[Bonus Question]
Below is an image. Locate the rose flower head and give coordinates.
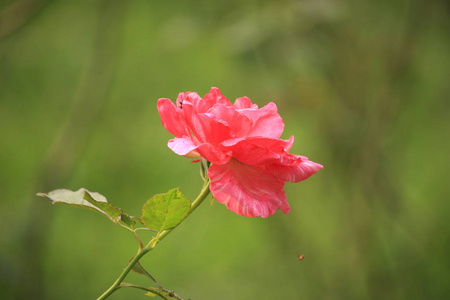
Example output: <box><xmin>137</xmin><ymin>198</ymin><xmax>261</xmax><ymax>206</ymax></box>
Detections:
<box><xmin>157</xmin><ymin>87</ymin><xmax>323</xmax><ymax>218</ymax></box>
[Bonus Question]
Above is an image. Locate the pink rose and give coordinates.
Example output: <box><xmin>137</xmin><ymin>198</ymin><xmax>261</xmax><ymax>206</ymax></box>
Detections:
<box><xmin>157</xmin><ymin>87</ymin><xmax>323</xmax><ymax>218</ymax></box>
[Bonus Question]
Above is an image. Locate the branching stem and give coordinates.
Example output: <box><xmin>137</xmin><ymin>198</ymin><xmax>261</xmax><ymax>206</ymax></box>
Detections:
<box><xmin>96</xmin><ymin>180</ymin><xmax>211</xmax><ymax>300</ymax></box>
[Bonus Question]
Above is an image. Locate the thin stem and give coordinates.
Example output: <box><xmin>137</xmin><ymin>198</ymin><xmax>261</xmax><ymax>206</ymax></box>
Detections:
<box><xmin>96</xmin><ymin>248</ymin><xmax>150</xmax><ymax>300</ymax></box>
<box><xmin>96</xmin><ymin>179</ymin><xmax>211</xmax><ymax>300</ymax></box>
<box><xmin>133</xmin><ymin>231</ymin><xmax>144</xmax><ymax>250</ymax></box>
<box><xmin>116</xmin><ymin>222</ymin><xmax>144</xmax><ymax>249</ymax></box>
<box><xmin>120</xmin><ymin>283</ymin><xmax>169</xmax><ymax>300</ymax></box>
<box><xmin>189</xmin><ymin>180</ymin><xmax>211</xmax><ymax>214</ymax></box>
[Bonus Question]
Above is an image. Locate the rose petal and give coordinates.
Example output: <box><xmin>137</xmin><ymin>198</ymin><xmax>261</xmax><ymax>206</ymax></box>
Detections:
<box><xmin>234</xmin><ymin>97</ymin><xmax>258</xmax><ymax>109</ymax></box>
<box><xmin>221</xmin><ymin>139</ymin><xmax>280</xmax><ymax>165</ymax></box>
<box><xmin>196</xmin><ymin>143</ymin><xmax>232</xmax><ymax>165</ymax></box>
<box><xmin>220</xmin><ymin>137</ymin><xmax>296</xmax><ymax>165</ymax></box>
<box><xmin>168</xmin><ymin>138</ymin><xmax>232</xmax><ymax>164</ymax></box>
<box><xmin>176</xmin><ymin>92</ymin><xmax>202</xmax><ymax>109</ymax></box>
<box><xmin>267</xmin><ymin>158</ymin><xmax>323</xmax><ymax>182</ymax></box>
<box><xmin>182</xmin><ymin>101</ymin><xmax>231</xmax><ymax>145</ymax></box>
<box><xmin>207</xmin><ymin>104</ymin><xmax>252</xmax><ymax>137</ymax></box>
<box><xmin>203</xmin><ymin>87</ymin><xmax>232</xmax><ymax>110</ymax></box>
<box><xmin>247</xmin><ymin>136</ymin><xmax>294</xmax><ymax>152</ymax></box>
<box><xmin>240</xmin><ymin>102</ymin><xmax>285</xmax><ymax>139</ymax></box>
<box><xmin>168</xmin><ymin>137</ymin><xmax>198</xmax><ymax>157</ymax></box>
<box><xmin>157</xmin><ymin>98</ymin><xmax>190</xmax><ymax>137</ymax></box>
<box><xmin>208</xmin><ymin>159</ymin><xmax>289</xmax><ymax>218</ymax></box>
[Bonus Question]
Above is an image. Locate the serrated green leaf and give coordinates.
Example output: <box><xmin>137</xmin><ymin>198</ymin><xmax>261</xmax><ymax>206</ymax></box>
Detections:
<box><xmin>142</xmin><ymin>188</ymin><xmax>190</xmax><ymax>232</ymax></box>
<box><xmin>37</xmin><ymin>188</ymin><xmax>134</xmax><ymax>228</ymax></box>
<box><xmin>37</xmin><ymin>188</ymin><xmax>108</xmax><ymax>212</ymax></box>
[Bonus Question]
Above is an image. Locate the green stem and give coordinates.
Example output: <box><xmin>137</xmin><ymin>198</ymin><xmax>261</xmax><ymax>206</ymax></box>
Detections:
<box><xmin>120</xmin><ymin>283</ymin><xmax>170</xmax><ymax>300</ymax></box>
<box><xmin>96</xmin><ymin>180</ymin><xmax>211</xmax><ymax>300</ymax></box>
<box><xmin>96</xmin><ymin>248</ymin><xmax>150</xmax><ymax>300</ymax></box>
<box><xmin>189</xmin><ymin>180</ymin><xmax>211</xmax><ymax>214</ymax></box>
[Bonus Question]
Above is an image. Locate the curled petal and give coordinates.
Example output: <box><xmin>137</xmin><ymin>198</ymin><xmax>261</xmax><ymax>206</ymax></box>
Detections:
<box><xmin>157</xmin><ymin>99</ymin><xmax>190</xmax><ymax>137</ymax></box>
<box><xmin>208</xmin><ymin>159</ymin><xmax>289</xmax><ymax>218</ymax></box>
<box><xmin>240</xmin><ymin>102</ymin><xmax>285</xmax><ymax>139</ymax></box>
<box><xmin>203</xmin><ymin>87</ymin><xmax>232</xmax><ymax>110</ymax></box>
<box><xmin>207</xmin><ymin>104</ymin><xmax>252</xmax><ymax>137</ymax></box>
<box><xmin>176</xmin><ymin>92</ymin><xmax>202</xmax><ymax>109</ymax></box>
<box><xmin>267</xmin><ymin>158</ymin><xmax>323</xmax><ymax>182</ymax></box>
<box><xmin>249</xmin><ymin>135</ymin><xmax>294</xmax><ymax>152</ymax></box>
<box><xmin>221</xmin><ymin>139</ymin><xmax>280</xmax><ymax>165</ymax></box>
<box><xmin>196</xmin><ymin>143</ymin><xmax>232</xmax><ymax>165</ymax></box>
<box><xmin>234</xmin><ymin>97</ymin><xmax>258</xmax><ymax>109</ymax></box>
<box><xmin>168</xmin><ymin>137</ymin><xmax>199</xmax><ymax>157</ymax></box>
<box><xmin>182</xmin><ymin>101</ymin><xmax>231</xmax><ymax>145</ymax></box>
<box><xmin>220</xmin><ymin>137</ymin><xmax>296</xmax><ymax>165</ymax></box>
<box><xmin>168</xmin><ymin>138</ymin><xmax>232</xmax><ymax>164</ymax></box>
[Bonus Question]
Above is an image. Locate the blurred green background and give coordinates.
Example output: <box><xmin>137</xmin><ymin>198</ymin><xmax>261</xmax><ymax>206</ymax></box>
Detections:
<box><xmin>1</xmin><ymin>0</ymin><xmax>449</xmax><ymax>299</ymax></box>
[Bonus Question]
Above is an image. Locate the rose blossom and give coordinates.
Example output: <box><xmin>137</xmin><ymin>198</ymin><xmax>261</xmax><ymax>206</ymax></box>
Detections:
<box><xmin>157</xmin><ymin>87</ymin><xmax>323</xmax><ymax>218</ymax></box>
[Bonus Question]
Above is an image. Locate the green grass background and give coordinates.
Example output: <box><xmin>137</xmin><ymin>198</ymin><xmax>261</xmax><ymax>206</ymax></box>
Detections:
<box><xmin>1</xmin><ymin>0</ymin><xmax>449</xmax><ymax>299</ymax></box>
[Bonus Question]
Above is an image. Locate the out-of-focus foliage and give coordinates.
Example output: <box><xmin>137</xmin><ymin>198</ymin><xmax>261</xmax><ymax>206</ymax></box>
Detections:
<box><xmin>1</xmin><ymin>0</ymin><xmax>449</xmax><ymax>299</ymax></box>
